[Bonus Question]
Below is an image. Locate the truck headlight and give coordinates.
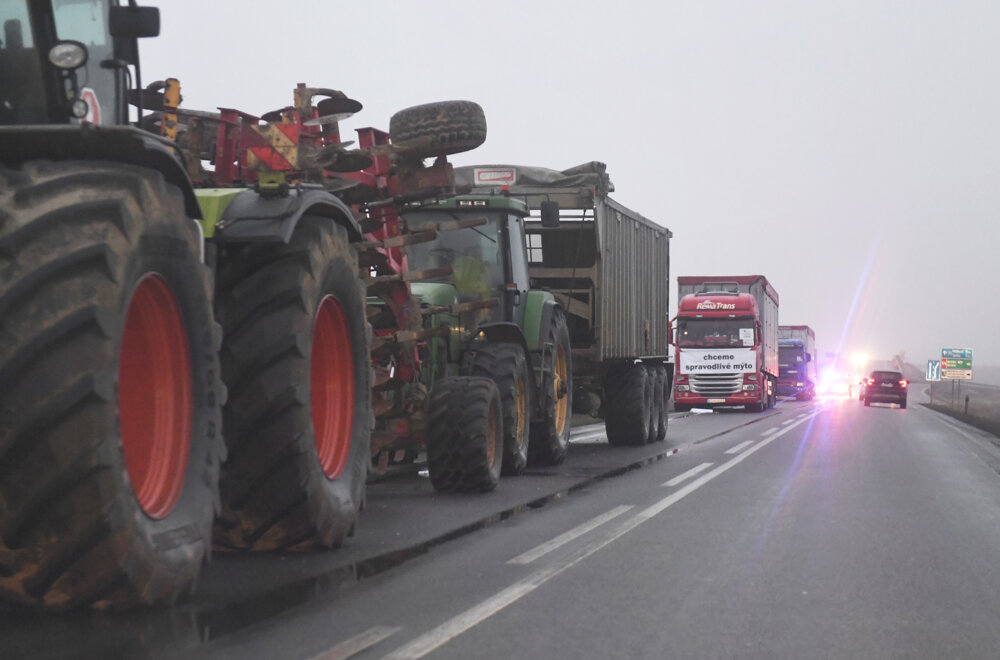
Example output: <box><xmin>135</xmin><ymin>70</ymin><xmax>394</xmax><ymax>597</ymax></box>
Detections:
<box><xmin>675</xmin><ymin>385</ymin><xmax>690</xmax><ymax>392</ymax></box>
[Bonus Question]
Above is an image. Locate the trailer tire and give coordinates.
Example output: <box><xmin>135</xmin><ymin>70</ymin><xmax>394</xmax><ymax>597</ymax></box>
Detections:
<box><xmin>389</xmin><ymin>100</ymin><xmax>487</xmax><ymax>159</ymax></box>
<box><xmin>528</xmin><ymin>309</ymin><xmax>573</xmax><ymax>466</ymax></box>
<box><xmin>604</xmin><ymin>363</ymin><xmax>651</xmax><ymax>446</ymax></box>
<box><xmin>0</xmin><ymin>161</ymin><xmax>224</xmax><ymax>610</ymax></box>
<box><xmin>468</xmin><ymin>343</ymin><xmax>531</xmax><ymax>476</ymax></box>
<box><xmin>653</xmin><ymin>365</ymin><xmax>669</xmax><ymax>442</ymax></box>
<box><xmin>427</xmin><ymin>377</ymin><xmax>503</xmax><ymax>493</ymax></box>
<box><xmin>214</xmin><ymin>217</ymin><xmax>371</xmax><ymax>551</ymax></box>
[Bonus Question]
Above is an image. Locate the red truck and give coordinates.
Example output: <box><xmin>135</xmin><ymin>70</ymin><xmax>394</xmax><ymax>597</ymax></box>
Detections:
<box><xmin>671</xmin><ymin>276</ymin><xmax>779</xmax><ymax>412</ymax></box>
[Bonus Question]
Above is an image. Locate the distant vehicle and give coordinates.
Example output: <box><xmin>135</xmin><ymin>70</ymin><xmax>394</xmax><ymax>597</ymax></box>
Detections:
<box><xmin>777</xmin><ymin>325</ymin><xmax>817</xmax><ymax>400</ymax></box>
<box><xmin>857</xmin><ymin>378</ymin><xmax>867</xmax><ymax>400</ymax></box>
<box><xmin>863</xmin><ymin>370</ymin><xmax>908</xmax><ymax>408</ymax></box>
<box><xmin>672</xmin><ymin>275</ymin><xmax>779</xmax><ymax>413</ymax></box>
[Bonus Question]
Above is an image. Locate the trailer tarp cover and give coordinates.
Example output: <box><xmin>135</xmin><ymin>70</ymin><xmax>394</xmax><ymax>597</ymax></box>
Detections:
<box><xmin>454</xmin><ymin>162</ymin><xmax>614</xmax><ymax>197</ymax></box>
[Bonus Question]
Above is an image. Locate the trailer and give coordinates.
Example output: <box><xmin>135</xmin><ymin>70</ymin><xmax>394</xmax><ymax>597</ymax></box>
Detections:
<box><xmin>455</xmin><ymin>163</ymin><xmax>673</xmax><ymax>446</ymax></box>
<box><xmin>672</xmin><ymin>275</ymin><xmax>779</xmax><ymax>412</ymax></box>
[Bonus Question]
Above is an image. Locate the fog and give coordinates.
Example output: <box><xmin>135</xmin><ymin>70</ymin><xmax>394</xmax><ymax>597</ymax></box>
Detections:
<box><xmin>141</xmin><ymin>1</ymin><xmax>1000</xmax><ymax>376</ymax></box>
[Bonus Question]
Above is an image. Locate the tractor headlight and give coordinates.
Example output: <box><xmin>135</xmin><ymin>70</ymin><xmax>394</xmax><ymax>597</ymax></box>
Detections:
<box><xmin>48</xmin><ymin>40</ymin><xmax>88</xmax><ymax>70</ymax></box>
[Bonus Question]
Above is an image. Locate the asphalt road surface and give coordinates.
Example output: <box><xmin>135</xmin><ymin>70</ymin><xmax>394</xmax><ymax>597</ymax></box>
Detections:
<box><xmin>8</xmin><ymin>394</ymin><xmax>1000</xmax><ymax>659</ymax></box>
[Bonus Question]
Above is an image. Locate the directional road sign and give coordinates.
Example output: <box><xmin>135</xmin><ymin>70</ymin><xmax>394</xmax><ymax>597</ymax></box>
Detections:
<box><xmin>941</xmin><ymin>348</ymin><xmax>973</xmax><ymax>380</ymax></box>
<box><xmin>942</xmin><ymin>348</ymin><xmax>973</xmax><ymax>360</ymax></box>
<box><xmin>926</xmin><ymin>360</ymin><xmax>941</xmax><ymax>382</ymax></box>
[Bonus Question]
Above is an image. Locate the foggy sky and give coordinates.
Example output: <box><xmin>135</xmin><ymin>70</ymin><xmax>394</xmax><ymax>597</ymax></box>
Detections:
<box><xmin>141</xmin><ymin>1</ymin><xmax>1000</xmax><ymax>370</ymax></box>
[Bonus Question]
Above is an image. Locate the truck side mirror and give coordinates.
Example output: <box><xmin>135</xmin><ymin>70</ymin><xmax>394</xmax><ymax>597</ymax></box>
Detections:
<box><xmin>540</xmin><ymin>201</ymin><xmax>560</xmax><ymax>227</ymax></box>
<box><xmin>109</xmin><ymin>6</ymin><xmax>160</xmax><ymax>38</ymax></box>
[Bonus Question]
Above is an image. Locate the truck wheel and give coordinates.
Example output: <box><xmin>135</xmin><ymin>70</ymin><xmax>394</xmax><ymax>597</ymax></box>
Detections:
<box><xmin>427</xmin><ymin>377</ymin><xmax>503</xmax><ymax>492</ymax></box>
<box><xmin>214</xmin><ymin>217</ymin><xmax>371</xmax><ymax>551</ymax></box>
<box><xmin>604</xmin><ymin>363</ymin><xmax>650</xmax><ymax>446</ymax></box>
<box><xmin>644</xmin><ymin>366</ymin><xmax>659</xmax><ymax>443</ymax></box>
<box><xmin>653</xmin><ymin>365</ymin><xmax>669</xmax><ymax>442</ymax></box>
<box><xmin>468</xmin><ymin>343</ymin><xmax>531</xmax><ymax>476</ymax></box>
<box><xmin>528</xmin><ymin>309</ymin><xmax>573</xmax><ymax>466</ymax></box>
<box><xmin>389</xmin><ymin>100</ymin><xmax>487</xmax><ymax>159</ymax></box>
<box><xmin>0</xmin><ymin>161</ymin><xmax>224</xmax><ymax>610</ymax></box>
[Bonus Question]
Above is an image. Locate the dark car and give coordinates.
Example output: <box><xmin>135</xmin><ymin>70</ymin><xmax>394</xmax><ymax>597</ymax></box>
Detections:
<box><xmin>863</xmin><ymin>370</ymin><xmax>908</xmax><ymax>408</ymax></box>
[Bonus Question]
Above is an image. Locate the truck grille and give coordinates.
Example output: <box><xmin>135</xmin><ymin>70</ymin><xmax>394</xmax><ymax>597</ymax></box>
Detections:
<box><xmin>690</xmin><ymin>374</ymin><xmax>743</xmax><ymax>395</ymax></box>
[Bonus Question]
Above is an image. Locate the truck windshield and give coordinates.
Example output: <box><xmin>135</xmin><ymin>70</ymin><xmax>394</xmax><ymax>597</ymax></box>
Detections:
<box><xmin>779</xmin><ymin>346</ymin><xmax>805</xmax><ymax>366</ymax></box>
<box><xmin>676</xmin><ymin>318</ymin><xmax>754</xmax><ymax>348</ymax></box>
<box><xmin>403</xmin><ymin>211</ymin><xmax>504</xmax><ymax>302</ymax></box>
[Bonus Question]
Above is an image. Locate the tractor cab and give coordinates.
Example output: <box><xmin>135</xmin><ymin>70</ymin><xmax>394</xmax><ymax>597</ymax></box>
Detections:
<box><xmin>0</xmin><ymin>0</ymin><xmax>156</xmax><ymax>127</ymax></box>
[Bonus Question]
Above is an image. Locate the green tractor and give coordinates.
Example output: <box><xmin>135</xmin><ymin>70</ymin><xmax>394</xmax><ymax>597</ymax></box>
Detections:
<box><xmin>0</xmin><ymin>1</ymin><xmax>373</xmax><ymax>610</ymax></box>
<box><xmin>385</xmin><ymin>194</ymin><xmax>573</xmax><ymax>490</ymax></box>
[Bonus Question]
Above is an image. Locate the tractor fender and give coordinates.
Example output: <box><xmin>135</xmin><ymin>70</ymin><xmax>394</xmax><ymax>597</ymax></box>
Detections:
<box><xmin>212</xmin><ymin>187</ymin><xmax>363</xmax><ymax>244</ymax></box>
<box><xmin>0</xmin><ymin>124</ymin><xmax>201</xmax><ymax>218</ymax></box>
<box><xmin>522</xmin><ymin>290</ymin><xmax>559</xmax><ymax>352</ymax></box>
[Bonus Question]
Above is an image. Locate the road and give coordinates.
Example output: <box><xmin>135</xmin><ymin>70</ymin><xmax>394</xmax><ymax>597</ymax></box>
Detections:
<box><xmin>7</xmin><ymin>394</ymin><xmax>1000</xmax><ymax>659</ymax></box>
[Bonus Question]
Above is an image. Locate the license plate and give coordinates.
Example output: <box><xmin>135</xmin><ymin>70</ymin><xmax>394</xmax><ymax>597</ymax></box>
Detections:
<box><xmin>881</xmin><ymin>383</ymin><xmax>893</xmax><ymax>387</ymax></box>
<box><xmin>707</xmin><ymin>398</ymin><xmax>726</xmax><ymax>403</ymax></box>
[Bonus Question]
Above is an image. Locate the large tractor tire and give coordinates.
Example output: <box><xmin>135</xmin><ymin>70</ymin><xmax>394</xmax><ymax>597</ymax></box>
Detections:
<box><xmin>389</xmin><ymin>100</ymin><xmax>487</xmax><ymax>159</ymax></box>
<box><xmin>468</xmin><ymin>343</ymin><xmax>531</xmax><ymax>476</ymax></box>
<box><xmin>604</xmin><ymin>363</ymin><xmax>651</xmax><ymax>447</ymax></box>
<box><xmin>528</xmin><ymin>309</ymin><xmax>573</xmax><ymax>466</ymax></box>
<box><xmin>426</xmin><ymin>377</ymin><xmax>503</xmax><ymax>493</ymax></box>
<box><xmin>653</xmin><ymin>365</ymin><xmax>669</xmax><ymax>442</ymax></box>
<box><xmin>213</xmin><ymin>217</ymin><xmax>371</xmax><ymax>551</ymax></box>
<box><xmin>0</xmin><ymin>161</ymin><xmax>224</xmax><ymax>610</ymax></box>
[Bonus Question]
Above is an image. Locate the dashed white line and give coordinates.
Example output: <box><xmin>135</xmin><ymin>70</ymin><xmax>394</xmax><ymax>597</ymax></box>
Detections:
<box><xmin>781</xmin><ymin>418</ymin><xmax>796</xmax><ymax>426</ymax></box>
<box><xmin>662</xmin><ymin>462</ymin><xmax>714</xmax><ymax>487</ymax></box>
<box><xmin>381</xmin><ymin>410</ymin><xmax>821</xmax><ymax>660</ymax></box>
<box><xmin>507</xmin><ymin>505</ymin><xmax>634</xmax><ymax>565</ymax></box>
<box><xmin>312</xmin><ymin>626</ymin><xmax>401</xmax><ymax>660</ymax></box>
<box><xmin>725</xmin><ymin>440</ymin><xmax>755</xmax><ymax>454</ymax></box>
<box><xmin>761</xmin><ymin>427</ymin><xmax>780</xmax><ymax>436</ymax></box>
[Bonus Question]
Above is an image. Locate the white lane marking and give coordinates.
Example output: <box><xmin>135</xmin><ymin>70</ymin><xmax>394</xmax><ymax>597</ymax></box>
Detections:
<box><xmin>725</xmin><ymin>440</ymin><xmax>755</xmax><ymax>454</ymax></box>
<box><xmin>507</xmin><ymin>505</ymin><xmax>634</xmax><ymax>565</ymax></box>
<box><xmin>760</xmin><ymin>427</ymin><xmax>780</xmax><ymax>436</ymax></box>
<box><xmin>781</xmin><ymin>418</ymin><xmax>796</xmax><ymax>426</ymax></box>
<box><xmin>662</xmin><ymin>462</ymin><xmax>714</xmax><ymax>487</ymax></box>
<box><xmin>313</xmin><ymin>626</ymin><xmax>401</xmax><ymax>660</ymax></box>
<box><xmin>380</xmin><ymin>411</ymin><xmax>821</xmax><ymax>660</ymax></box>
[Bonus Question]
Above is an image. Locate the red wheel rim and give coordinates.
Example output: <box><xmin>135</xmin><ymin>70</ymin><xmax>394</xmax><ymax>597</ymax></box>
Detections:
<box><xmin>119</xmin><ymin>274</ymin><xmax>192</xmax><ymax>519</ymax></box>
<box><xmin>311</xmin><ymin>296</ymin><xmax>354</xmax><ymax>479</ymax></box>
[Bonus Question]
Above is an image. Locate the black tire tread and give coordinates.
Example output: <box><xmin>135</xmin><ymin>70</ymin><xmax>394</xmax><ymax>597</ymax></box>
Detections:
<box><xmin>468</xmin><ymin>343</ymin><xmax>531</xmax><ymax>476</ymax></box>
<box><xmin>528</xmin><ymin>309</ymin><xmax>573</xmax><ymax>466</ymax></box>
<box><xmin>426</xmin><ymin>377</ymin><xmax>502</xmax><ymax>493</ymax></box>
<box><xmin>0</xmin><ymin>161</ymin><xmax>224</xmax><ymax>610</ymax></box>
<box><xmin>389</xmin><ymin>100</ymin><xmax>487</xmax><ymax>158</ymax></box>
<box><xmin>605</xmin><ymin>364</ymin><xmax>650</xmax><ymax>446</ymax></box>
<box><xmin>214</xmin><ymin>217</ymin><xmax>371</xmax><ymax>551</ymax></box>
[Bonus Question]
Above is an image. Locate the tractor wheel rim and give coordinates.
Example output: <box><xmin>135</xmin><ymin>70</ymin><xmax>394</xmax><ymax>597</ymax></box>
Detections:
<box><xmin>311</xmin><ymin>295</ymin><xmax>354</xmax><ymax>479</ymax></box>
<box><xmin>119</xmin><ymin>274</ymin><xmax>192</xmax><ymax>519</ymax></box>
<box><xmin>553</xmin><ymin>344</ymin><xmax>569</xmax><ymax>435</ymax></box>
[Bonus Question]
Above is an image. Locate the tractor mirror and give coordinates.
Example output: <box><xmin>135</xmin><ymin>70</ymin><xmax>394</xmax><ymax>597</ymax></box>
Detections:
<box><xmin>109</xmin><ymin>6</ymin><xmax>160</xmax><ymax>38</ymax></box>
<box><xmin>540</xmin><ymin>201</ymin><xmax>560</xmax><ymax>227</ymax></box>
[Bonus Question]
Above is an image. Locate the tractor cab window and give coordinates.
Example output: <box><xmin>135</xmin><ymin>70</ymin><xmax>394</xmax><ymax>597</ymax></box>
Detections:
<box><xmin>0</xmin><ymin>2</ymin><xmax>44</xmax><ymax>124</ymax></box>
<box><xmin>404</xmin><ymin>211</ymin><xmax>504</xmax><ymax>302</ymax></box>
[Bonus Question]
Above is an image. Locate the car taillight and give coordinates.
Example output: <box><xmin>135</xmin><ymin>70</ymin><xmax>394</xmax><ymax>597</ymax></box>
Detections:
<box><xmin>899</xmin><ymin>379</ymin><xmax>908</xmax><ymax>388</ymax></box>
<box><xmin>866</xmin><ymin>378</ymin><xmax>874</xmax><ymax>386</ymax></box>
